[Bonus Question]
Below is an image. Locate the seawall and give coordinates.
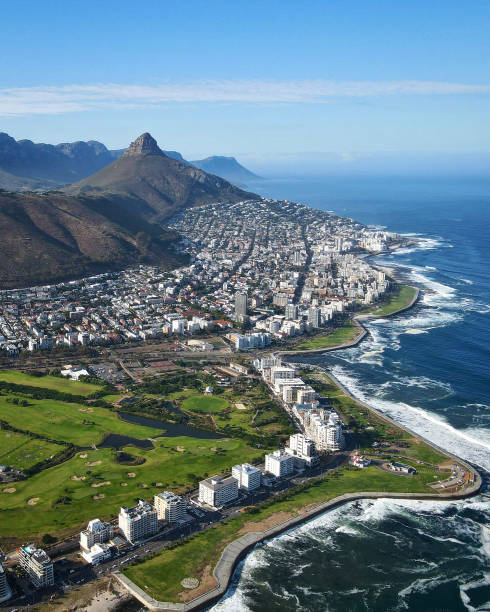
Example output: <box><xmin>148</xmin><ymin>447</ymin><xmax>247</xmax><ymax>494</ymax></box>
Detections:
<box><xmin>114</xmin><ymin>473</ymin><xmax>481</xmax><ymax>612</ymax></box>
<box><xmin>280</xmin><ymin>285</ymin><xmax>420</xmax><ymax>357</ymax></box>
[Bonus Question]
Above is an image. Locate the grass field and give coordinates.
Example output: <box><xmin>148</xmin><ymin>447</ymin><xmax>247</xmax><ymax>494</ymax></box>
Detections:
<box><xmin>303</xmin><ymin>371</ymin><xmax>449</xmax><ymax>466</ymax></box>
<box><xmin>181</xmin><ymin>395</ymin><xmax>229</xmax><ymax>413</ymax></box>
<box><xmin>0</xmin><ymin>430</ymin><xmax>62</xmax><ymax>471</ymax></box>
<box><xmin>363</xmin><ymin>284</ymin><xmax>418</xmax><ymax>317</ymax></box>
<box><xmin>0</xmin><ymin>370</ymin><xmax>102</xmax><ymax>396</ymax></box>
<box><xmin>293</xmin><ymin>320</ymin><xmax>361</xmax><ymax>350</ymax></box>
<box><xmin>124</xmin><ymin>464</ymin><xmax>442</xmax><ymax>603</ymax></box>
<box><xmin>0</xmin><ymin>436</ymin><xmax>263</xmax><ymax>545</ymax></box>
<box><xmin>0</xmin><ymin>396</ymin><xmax>158</xmax><ymax>446</ymax></box>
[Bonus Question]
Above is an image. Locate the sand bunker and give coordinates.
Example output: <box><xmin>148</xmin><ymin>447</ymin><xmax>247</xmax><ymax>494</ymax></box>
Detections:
<box><xmin>79</xmin><ymin>453</ymin><xmax>88</xmax><ymax>458</ymax></box>
<box><xmin>176</xmin><ymin>446</ymin><xmax>185</xmax><ymax>452</ymax></box>
<box><xmin>155</xmin><ymin>482</ymin><xmax>163</xmax><ymax>487</ymax></box>
<box><xmin>91</xmin><ymin>481</ymin><xmax>111</xmax><ymax>488</ymax></box>
<box><xmin>27</xmin><ymin>497</ymin><xmax>40</xmax><ymax>505</ymax></box>
<box><xmin>120</xmin><ymin>482</ymin><xmax>128</xmax><ymax>487</ymax></box>
<box><xmin>71</xmin><ymin>475</ymin><xmax>86</xmax><ymax>481</ymax></box>
<box><xmin>127</xmin><ymin>472</ymin><xmax>136</xmax><ymax>478</ymax></box>
<box><xmin>85</xmin><ymin>460</ymin><xmax>102</xmax><ymax>467</ymax></box>
<box><xmin>92</xmin><ymin>493</ymin><xmax>105</xmax><ymax>500</ymax></box>
<box><xmin>2</xmin><ymin>487</ymin><xmax>16</xmax><ymax>493</ymax></box>
<box><xmin>78</xmin><ymin>407</ymin><xmax>93</xmax><ymax>413</ymax></box>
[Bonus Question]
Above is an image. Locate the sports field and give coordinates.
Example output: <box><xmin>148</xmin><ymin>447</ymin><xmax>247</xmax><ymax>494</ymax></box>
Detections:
<box><xmin>180</xmin><ymin>395</ymin><xmax>229</xmax><ymax>413</ymax></box>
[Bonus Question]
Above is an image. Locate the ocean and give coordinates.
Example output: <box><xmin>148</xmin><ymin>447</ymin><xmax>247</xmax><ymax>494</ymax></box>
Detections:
<box><xmin>210</xmin><ymin>175</ymin><xmax>490</xmax><ymax>612</ymax></box>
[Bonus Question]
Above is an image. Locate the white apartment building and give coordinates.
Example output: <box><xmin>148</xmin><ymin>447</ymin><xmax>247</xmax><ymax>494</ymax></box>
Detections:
<box><xmin>81</xmin><ymin>542</ymin><xmax>112</xmax><ymax>565</ymax></box>
<box><xmin>270</xmin><ymin>366</ymin><xmax>295</xmax><ymax>384</ymax></box>
<box><xmin>119</xmin><ymin>500</ymin><xmax>158</xmax><ymax>543</ymax></box>
<box><xmin>289</xmin><ymin>433</ymin><xmax>315</xmax><ymax>458</ymax></box>
<box><xmin>0</xmin><ymin>563</ymin><xmax>11</xmax><ymax>603</ymax></box>
<box><xmin>154</xmin><ymin>491</ymin><xmax>186</xmax><ymax>523</ymax></box>
<box><xmin>198</xmin><ymin>475</ymin><xmax>238</xmax><ymax>508</ymax></box>
<box><xmin>297</xmin><ymin>386</ymin><xmax>316</xmax><ymax>404</ymax></box>
<box><xmin>264</xmin><ymin>449</ymin><xmax>295</xmax><ymax>478</ymax></box>
<box><xmin>18</xmin><ymin>544</ymin><xmax>54</xmax><ymax>588</ymax></box>
<box><xmin>274</xmin><ymin>377</ymin><xmax>307</xmax><ymax>397</ymax></box>
<box><xmin>80</xmin><ymin>518</ymin><xmax>114</xmax><ymax>551</ymax></box>
<box><xmin>286</xmin><ymin>433</ymin><xmax>318</xmax><ymax>468</ymax></box>
<box><xmin>232</xmin><ymin>463</ymin><xmax>262</xmax><ymax>491</ymax></box>
<box><xmin>306</xmin><ymin>411</ymin><xmax>344</xmax><ymax>452</ymax></box>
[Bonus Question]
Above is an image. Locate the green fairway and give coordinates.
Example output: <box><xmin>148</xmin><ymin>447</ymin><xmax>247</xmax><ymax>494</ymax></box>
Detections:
<box><xmin>124</xmin><ymin>464</ymin><xmax>442</xmax><ymax>603</ymax></box>
<box><xmin>0</xmin><ymin>436</ymin><xmax>263</xmax><ymax>544</ymax></box>
<box><xmin>0</xmin><ymin>430</ymin><xmax>62</xmax><ymax>471</ymax></box>
<box><xmin>181</xmin><ymin>395</ymin><xmax>229</xmax><ymax>413</ymax></box>
<box><xmin>363</xmin><ymin>284</ymin><xmax>418</xmax><ymax>317</ymax></box>
<box><xmin>293</xmin><ymin>320</ymin><xmax>361</xmax><ymax>350</ymax></box>
<box><xmin>0</xmin><ymin>370</ymin><xmax>102</xmax><ymax>396</ymax></box>
<box><xmin>0</xmin><ymin>396</ymin><xmax>158</xmax><ymax>446</ymax></box>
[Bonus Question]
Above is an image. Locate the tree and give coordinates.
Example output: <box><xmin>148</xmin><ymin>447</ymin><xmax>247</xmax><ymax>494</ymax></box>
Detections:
<box><xmin>42</xmin><ymin>533</ymin><xmax>56</xmax><ymax>545</ymax></box>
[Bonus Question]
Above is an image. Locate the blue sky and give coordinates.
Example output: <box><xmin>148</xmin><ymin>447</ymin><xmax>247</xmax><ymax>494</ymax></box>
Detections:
<box><xmin>1</xmin><ymin>0</ymin><xmax>489</xmax><ymax>163</ymax></box>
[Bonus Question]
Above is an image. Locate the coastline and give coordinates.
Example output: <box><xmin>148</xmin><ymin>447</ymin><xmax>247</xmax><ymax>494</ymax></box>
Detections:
<box><xmin>116</xmin><ymin>464</ymin><xmax>481</xmax><ymax>612</ymax></box>
<box><xmin>115</xmin><ymin>344</ymin><xmax>482</xmax><ymax>611</ymax></box>
<box><xmin>280</xmin><ymin>284</ymin><xmax>420</xmax><ymax>357</ymax></box>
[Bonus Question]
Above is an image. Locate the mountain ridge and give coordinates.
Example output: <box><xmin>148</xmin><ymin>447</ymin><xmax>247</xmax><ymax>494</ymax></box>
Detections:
<box><xmin>0</xmin><ymin>132</ymin><xmax>262</xmax><ymax>191</ymax></box>
<box><xmin>65</xmin><ymin>133</ymin><xmax>258</xmax><ymax>223</ymax></box>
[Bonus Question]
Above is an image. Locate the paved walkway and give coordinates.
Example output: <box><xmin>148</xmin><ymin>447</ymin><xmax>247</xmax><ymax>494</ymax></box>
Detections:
<box><xmin>114</xmin><ymin>468</ymin><xmax>481</xmax><ymax>612</ymax></box>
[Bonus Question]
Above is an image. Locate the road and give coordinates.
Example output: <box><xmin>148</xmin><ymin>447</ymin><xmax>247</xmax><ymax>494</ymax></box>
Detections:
<box><xmin>0</xmin><ymin>451</ymin><xmax>350</xmax><ymax>611</ymax></box>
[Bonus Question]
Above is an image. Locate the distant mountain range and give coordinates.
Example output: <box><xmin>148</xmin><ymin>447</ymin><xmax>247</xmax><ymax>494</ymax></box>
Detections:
<box><xmin>190</xmin><ymin>156</ymin><xmax>261</xmax><ymax>184</ymax></box>
<box><xmin>65</xmin><ymin>133</ymin><xmax>257</xmax><ymax>223</ymax></box>
<box><xmin>0</xmin><ymin>132</ymin><xmax>257</xmax><ymax>289</ymax></box>
<box><xmin>0</xmin><ymin>131</ymin><xmax>261</xmax><ymax>191</ymax></box>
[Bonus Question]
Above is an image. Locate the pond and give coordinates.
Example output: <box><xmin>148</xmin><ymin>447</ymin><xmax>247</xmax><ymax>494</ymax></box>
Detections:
<box><xmin>99</xmin><ymin>433</ymin><xmax>154</xmax><ymax>450</ymax></box>
<box><xmin>118</xmin><ymin>411</ymin><xmax>223</xmax><ymax>440</ymax></box>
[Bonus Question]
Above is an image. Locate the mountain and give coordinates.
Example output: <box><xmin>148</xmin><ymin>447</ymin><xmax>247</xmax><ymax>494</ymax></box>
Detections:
<box><xmin>191</xmin><ymin>156</ymin><xmax>261</xmax><ymax>183</ymax></box>
<box><xmin>0</xmin><ymin>167</ymin><xmax>58</xmax><ymax>192</ymax></box>
<box><xmin>0</xmin><ymin>132</ymin><xmax>121</xmax><ymax>187</ymax></box>
<box><xmin>0</xmin><ymin>190</ymin><xmax>184</xmax><ymax>289</ymax></box>
<box><xmin>65</xmin><ymin>133</ymin><xmax>257</xmax><ymax>223</ymax></box>
<box><xmin>0</xmin><ymin>132</ymin><xmax>262</xmax><ymax>192</ymax></box>
<box><xmin>163</xmin><ymin>150</ymin><xmax>188</xmax><ymax>164</ymax></box>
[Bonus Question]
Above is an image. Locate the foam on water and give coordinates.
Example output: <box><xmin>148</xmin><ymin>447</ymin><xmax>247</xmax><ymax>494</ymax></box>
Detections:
<box><xmin>210</xmin><ymin>496</ymin><xmax>490</xmax><ymax>611</ymax></box>
<box><xmin>331</xmin><ymin>365</ymin><xmax>490</xmax><ymax>472</ymax></box>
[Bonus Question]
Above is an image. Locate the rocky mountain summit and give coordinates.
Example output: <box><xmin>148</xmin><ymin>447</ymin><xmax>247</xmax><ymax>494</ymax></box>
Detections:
<box><xmin>66</xmin><ymin>132</ymin><xmax>257</xmax><ymax>223</ymax></box>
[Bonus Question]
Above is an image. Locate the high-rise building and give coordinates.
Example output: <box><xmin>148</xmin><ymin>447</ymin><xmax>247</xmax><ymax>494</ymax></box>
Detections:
<box><xmin>18</xmin><ymin>544</ymin><xmax>54</xmax><ymax>588</ymax></box>
<box><xmin>0</xmin><ymin>563</ymin><xmax>12</xmax><ymax>603</ymax></box>
<box><xmin>264</xmin><ymin>450</ymin><xmax>295</xmax><ymax>478</ymax></box>
<box><xmin>234</xmin><ymin>292</ymin><xmax>248</xmax><ymax>321</ymax></box>
<box><xmin>80</xmin><ymin>518</ymin><xmax>114</xmax><ymax>551</ymax></box>
<box><xmin>198</xmin><ymin>475</ymin><xmax>238</xmax><ymax>508</ymax></box>
<box><xmin>307</xmin><ymin>307</ymin><xmax>321</xmax><ymax>328</ymax></box>
<box><xmin>154</xmin><ymin>492</ymin><xmax>186</xmax><ymax>523</ymax></box>
<box><xmin>232</xmin><ymin>463</ymin><xmax>262</xmax><ymax>491</ymax></box>
<box><xmin>285</xmin><ymin>303</ymin><xmax>298</xmax><ymax>320</ymax></box>
<box><xmin>119</xmin><ymin>501</ymin><xmax>158</xmax><ymax>544</ymax></box>
<box><xmin>289</xmin><ymin>433</ymin><xmax>315</xmax><ymax>458</ymax></box>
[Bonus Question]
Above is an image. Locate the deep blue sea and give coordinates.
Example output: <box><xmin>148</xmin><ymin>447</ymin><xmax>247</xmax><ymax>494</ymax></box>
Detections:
<box><xmin>211</xmin><ymin>175</ymin><xmax>490</xmax><ymax>612</ymax></box>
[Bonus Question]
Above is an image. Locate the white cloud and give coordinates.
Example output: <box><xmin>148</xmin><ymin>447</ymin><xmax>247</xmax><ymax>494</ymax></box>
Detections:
<box><xmin>1</xmin><ymin>79</ymin><xmax>489</xmax><ymax>116</ymax></box>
